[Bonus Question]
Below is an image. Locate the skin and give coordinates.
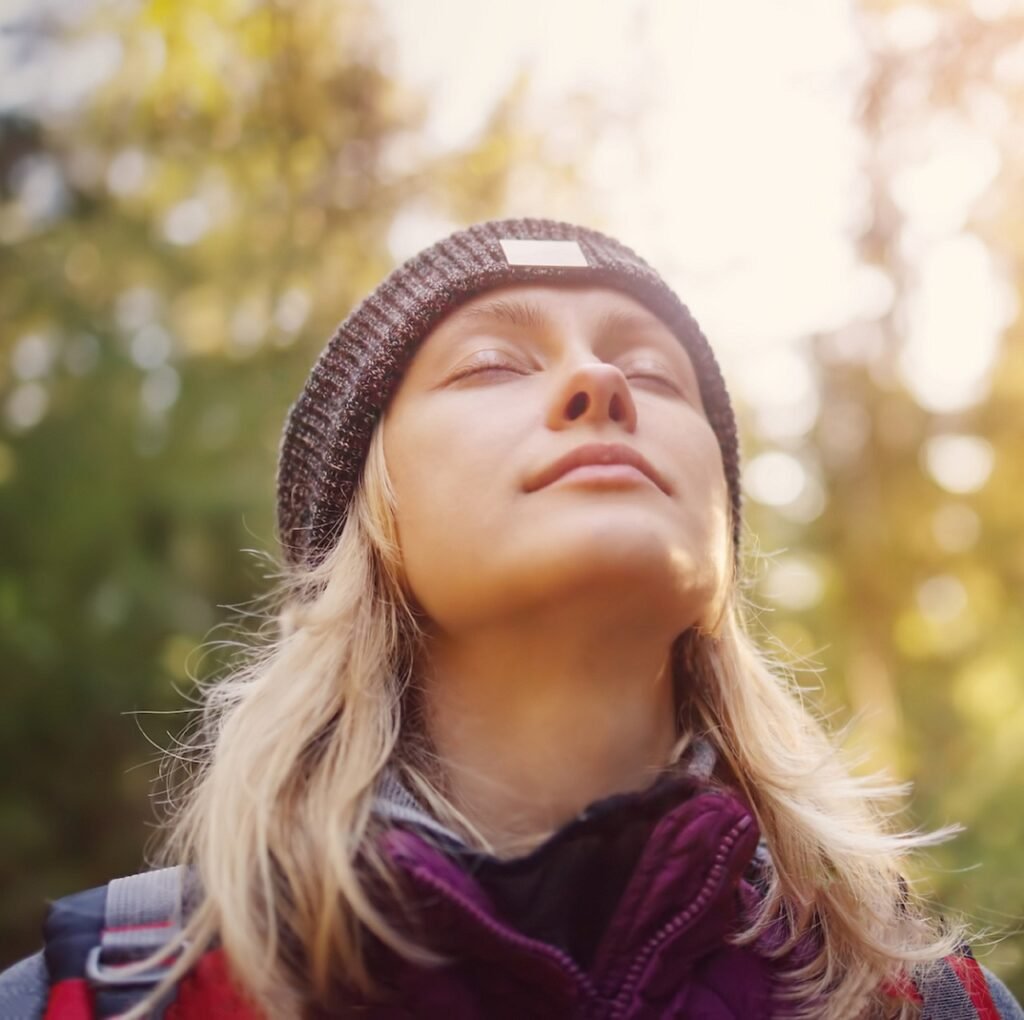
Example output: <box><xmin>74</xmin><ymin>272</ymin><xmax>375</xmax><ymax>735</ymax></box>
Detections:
<box><xmin>383</xmin><ymin>283</ymin><xmax>731</xmax><ymax>854</ymax></box>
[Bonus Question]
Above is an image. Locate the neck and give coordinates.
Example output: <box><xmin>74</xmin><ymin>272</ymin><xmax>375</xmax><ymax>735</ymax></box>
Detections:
<box><xmin>421</xmin><ymin>603</ymin><xmax>680</xmax><ymax>856</ymax></box>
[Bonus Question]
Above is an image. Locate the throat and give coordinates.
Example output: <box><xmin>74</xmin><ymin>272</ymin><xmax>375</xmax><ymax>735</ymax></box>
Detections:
<box><xmin>421</xmin><ymin>621</ymin><xmax>679</xmax><ymax>856</ymax></box>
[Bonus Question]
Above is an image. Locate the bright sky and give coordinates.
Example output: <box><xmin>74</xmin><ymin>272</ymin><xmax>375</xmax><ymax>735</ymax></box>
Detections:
<box><xmin>374</xmin><ymin>0</ymin><xmax>1013</xmax><ymax>420</ymax></box>
<box><xmin>0</xmin><ymin>0</ymin><xmax>1014</xmax><ymax>447</ymax></box>
<box><xmin>0</xmin><ymin>0</ymin><xmax>1015</xmax><ymax>609</ymax></box>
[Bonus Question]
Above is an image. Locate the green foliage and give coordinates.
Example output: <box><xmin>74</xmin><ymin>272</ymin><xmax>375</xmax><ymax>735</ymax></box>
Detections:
<box><xmin>743</xmin><ymin>3</ymin><xmax>1024</xmax><ymax>993</ymax></box>
<box><xmin>0</xmin><ymin>0</ymin><xmax>530</xmax><ymax>960</ymax></box>
<box><xmin>1</xmin><ymin>0</ymin><xmax>1022</xmax><ymax>1004</ymax></box>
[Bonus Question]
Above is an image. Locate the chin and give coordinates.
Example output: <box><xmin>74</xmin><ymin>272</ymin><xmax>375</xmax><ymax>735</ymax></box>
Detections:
<box><xmin>408</xmin><ymin>515</ymin><xmax>726</xmax><ymax>633</ymax></box>
<box><xmin>551</xmin><ymin>511</ymin><xmax>700</xmax><ymax>570</ymax></box>
<box><xmin>418</xmin><ymin>555</ymin><xmax>716</xmax><ymax>636</ymax></box>
<box><xmin>531</xmin><ymin>525</ymin><xmax>714</xmax><ymax>608</ymax></box>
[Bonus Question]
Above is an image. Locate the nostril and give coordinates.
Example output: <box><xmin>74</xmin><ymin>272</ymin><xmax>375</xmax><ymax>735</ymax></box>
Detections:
<box><xmin>566</xmin><ymin>392</ymin><xmax>589</xmax><ymax>419</ymax></box>
<box><xmin>609</xmin><ymin>393</ymin><xmax>624</xmax><ymax>422</ymax></box>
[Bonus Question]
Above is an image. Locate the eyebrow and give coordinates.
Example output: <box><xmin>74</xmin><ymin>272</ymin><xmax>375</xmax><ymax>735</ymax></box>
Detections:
<box><xmin>457</xmin><ymin>297</ymin><xmax>669</xmax><ymax>341</ymax></box>
<box><xmin>458</xmin><ymin>298</ymin><xmax>549</xmax><ymax>332</ymax></box>
<box><xmin>593</xmin><ymin>306</ymin><xmax>671</xmax><ymax>340</ymax></box>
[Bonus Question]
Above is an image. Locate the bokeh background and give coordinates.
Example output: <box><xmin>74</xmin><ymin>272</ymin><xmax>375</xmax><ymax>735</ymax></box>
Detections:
<box><xmin>2</xmin><ymin>0</ymin><xmax>1023</xmax><ymax>996</ymax></box>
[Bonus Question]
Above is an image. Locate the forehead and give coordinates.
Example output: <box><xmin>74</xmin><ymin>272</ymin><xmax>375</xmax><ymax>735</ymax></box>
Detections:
<box><xmin>432</xmin><ymin>283</ymin><xmax>674</xmax><ymax>337</ymax></box>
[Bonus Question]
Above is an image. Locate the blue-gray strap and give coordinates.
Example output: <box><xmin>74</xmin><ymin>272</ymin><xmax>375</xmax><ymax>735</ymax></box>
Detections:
<box><xmin>921</xmin><ymin>955</ymin><xmax>1024</xmax><ymax>1019</ymax></box>
<box><xmin>982</xmin><ymin>966</ymin><xmax>1024</xmax><ymax>1019</ymax></box>
<box><xmin>86</xmin><ymin>866</ymin><xmax>185</xmax><ymax>1019</ymax></box>
<box><xmin>0</xmin><ymin>950</ymin><xmax>47</xmax><ymax>1020</ymax></box>
<box><xmin>922</xmin><ymin>956</ymin><xmax>978</xmax><ymax>1018</ymax></box>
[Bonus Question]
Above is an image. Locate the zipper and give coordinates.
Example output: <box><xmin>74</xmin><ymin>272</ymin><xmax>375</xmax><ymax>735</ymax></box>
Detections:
<box><xmin>406</xmin><ymin>863</ymin><xmax>597</xmax><ymax>1008</ymax></box>
<box><xmin>397</xmin><ymin>808</ymin><xmax>753</xmax><ymax>1019</ymax></box>
<box><xmin>603</xmin><ymin>814</ymin><xmax>753</xmax><ymax>1019</ymax></box>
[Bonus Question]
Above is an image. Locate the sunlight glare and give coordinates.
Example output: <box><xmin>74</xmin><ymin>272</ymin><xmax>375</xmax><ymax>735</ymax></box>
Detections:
<box><xmin>922</xmin><ymin>434</ymin><xmax>995</xmax><ymax>494</ymax></box>
<box><xmin>900</xmin><ymin>235</ymin><xmax>1013</xmax><ymax>413</ymax></box>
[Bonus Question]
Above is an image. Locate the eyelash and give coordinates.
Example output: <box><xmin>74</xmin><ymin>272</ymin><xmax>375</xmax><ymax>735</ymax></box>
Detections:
<box><xmin>621</xmin><ymin>364</ymin><xmax>682</xmax><ymax>394</ymax></box>
<box><xmin>447</xmin><ymin>355</ymin><xmax>528</xmax><ymax>382</ymax></box>
<box><xmin>447</xmin><ymin>355</ymin><xmax>683</xmax><ymax>395</ymax></box>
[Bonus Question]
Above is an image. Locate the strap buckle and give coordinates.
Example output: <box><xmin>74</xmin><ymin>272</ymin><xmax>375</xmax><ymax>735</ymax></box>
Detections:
<box><xmin>84</xmin><ymin>944</ymin><xmax>180</xmax><ymax>987</ymax></box>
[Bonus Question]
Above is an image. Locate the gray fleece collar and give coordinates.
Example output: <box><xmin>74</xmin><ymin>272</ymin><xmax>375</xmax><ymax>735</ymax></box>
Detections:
<box><xmin>371</xmin><ymin>737</ymin><xmax>718</xmax><ymax>848</ymax></box>
<box><xmin>372</xmin><ymin>770</ymin><xmax>467</xmax><ymax>845</ymax></box>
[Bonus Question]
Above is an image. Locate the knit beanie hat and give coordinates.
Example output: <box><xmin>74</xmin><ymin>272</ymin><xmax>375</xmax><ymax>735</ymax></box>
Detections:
<box><xmin>277</xmin><ymin>218</ymin><xmax>741</xmax><ymax>569</ymax></box>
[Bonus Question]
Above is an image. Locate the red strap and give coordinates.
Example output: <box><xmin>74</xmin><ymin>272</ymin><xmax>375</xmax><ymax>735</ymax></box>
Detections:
<box><xmin>43</xmin><ymin>978</ymin><xmax>93</xmax><ymax>1020</ymax></box>
<box><xmin>948</xmin><ymin>953</ymin><xmax>1001</xmax><ymax>1020</ymax></box>
<box><xmin>166</xmin><ymin>948</ymin><xmax>263</xmax><ymax>1019</ymax></box>
<box><xmin>103</xmin><ymin>920</ymin><xmax>176</xmax><ymax>934</ymax></box>
<box><xmin>882</xmin><ymin>971</ymin><xmax>924</xmax><ymax>1004</ymax></box>
<box><xmin>883</xmin><ymin>952</ymin><xmax>1001</xmax><ymax>1016</ymax></box>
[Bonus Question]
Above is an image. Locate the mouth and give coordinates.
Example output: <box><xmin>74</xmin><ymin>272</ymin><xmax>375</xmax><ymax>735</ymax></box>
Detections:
<box><xmin>525</xmin><ymin>442</ymin><xmax>671</xmax><ymax>495</ymax></box>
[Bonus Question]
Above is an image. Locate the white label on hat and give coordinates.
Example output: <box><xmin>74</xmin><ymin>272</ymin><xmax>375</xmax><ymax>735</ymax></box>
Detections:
<box><xmin>499</xmin><ymin>238</ymin><xmax>589</xmax><ymax>267</ymax></box>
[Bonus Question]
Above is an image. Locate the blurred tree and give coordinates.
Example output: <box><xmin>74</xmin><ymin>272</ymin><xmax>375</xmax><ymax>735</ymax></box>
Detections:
<box><xmin>745</xmin><ymin>1</ymin><xmax>1024</xmax><ymax>996</ymax></box>
<box><xmin>3</xmin><ymin>0</ymin><xmax>1023</xmax><ymax>1003</ymax></box>
<box><xmin>0</xmin><ymin>0</ymin><xmax>583</xmax><ymax>962</ymax></box>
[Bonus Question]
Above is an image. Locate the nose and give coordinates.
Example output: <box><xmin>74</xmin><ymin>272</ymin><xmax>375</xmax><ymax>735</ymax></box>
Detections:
<box><xmin>546</xmin><ymin>360</ymin><xmax>638</xmax><ymax>433</ymax></box>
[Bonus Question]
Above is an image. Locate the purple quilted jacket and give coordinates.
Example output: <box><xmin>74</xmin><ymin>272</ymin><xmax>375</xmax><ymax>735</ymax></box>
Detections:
<box><xmin>3</xmin><ymin>748</ymin><xmax>1020</xmax><ymax>1017</ymax></box>
<box><xmin>346</xmin><ymin>765</ymin><xmax>795</xmax><ymax>1019</ymax></box>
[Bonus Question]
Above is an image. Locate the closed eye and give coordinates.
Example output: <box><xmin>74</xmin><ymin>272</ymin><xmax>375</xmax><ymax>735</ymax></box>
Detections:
<box><xmin>621</xmin><ymin>361</ymin><xmax>685</xmax><ymax>396</ymax></box>
<box><xmin>445</xmin><ymin>351</ymin><xmax>531</xmax><ymax>384</ymax></box>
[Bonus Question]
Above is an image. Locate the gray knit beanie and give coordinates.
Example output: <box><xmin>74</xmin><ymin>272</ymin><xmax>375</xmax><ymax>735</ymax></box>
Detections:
<box><xmin>277</xmin><ymin>218</ymin><xmax>740</xmax><ymax>569</ymax></box>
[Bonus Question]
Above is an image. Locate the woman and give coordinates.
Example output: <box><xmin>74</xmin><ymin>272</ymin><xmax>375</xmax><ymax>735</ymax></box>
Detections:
<box><xmin>3</xmin><ymin>219</ymin><xmax>1021</xmax><ymax>1018</ymax></box>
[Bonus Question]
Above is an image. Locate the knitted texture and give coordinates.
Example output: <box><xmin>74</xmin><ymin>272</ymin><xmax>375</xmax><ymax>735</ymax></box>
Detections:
<box><xmin>277</xmin><ymin>218</ymin><xmax>741</xmax><ymax>568</ymax></box>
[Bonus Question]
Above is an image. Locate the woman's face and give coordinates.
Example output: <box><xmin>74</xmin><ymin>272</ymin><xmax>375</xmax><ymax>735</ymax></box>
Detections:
<box><xmin>383</xmin><ymin>284</ymin><xmax>731</xmax><ymax>636</ymax></box>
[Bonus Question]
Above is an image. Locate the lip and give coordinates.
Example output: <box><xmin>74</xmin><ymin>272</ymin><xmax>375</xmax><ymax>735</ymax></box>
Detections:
<box><xmin>525</xmin><ymin>442</ymin><xmax>671</xmax><ymax>495</ymax></box>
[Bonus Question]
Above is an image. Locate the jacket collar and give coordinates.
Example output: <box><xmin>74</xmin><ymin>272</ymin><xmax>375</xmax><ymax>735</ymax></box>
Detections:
<box><xmin>373</xmin><ymin>770</ymin><xmax>763</xmax><ymax>1014</ymax></box>
<box><xmin>370</xmin><ymin>735</ymin><xmax>720</xmax><ymax>850</ymax></box>
<box><xmin>369</xmin><ymin>738</ymin><xmax>760</xmax><ymax>974</ymax></box>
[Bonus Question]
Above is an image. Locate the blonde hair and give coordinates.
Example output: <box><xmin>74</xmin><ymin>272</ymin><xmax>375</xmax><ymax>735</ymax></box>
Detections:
<box><xmin>138</xmin><ymin>425</ymin><xmax>959</xmax><ymax>1019</ymax></box>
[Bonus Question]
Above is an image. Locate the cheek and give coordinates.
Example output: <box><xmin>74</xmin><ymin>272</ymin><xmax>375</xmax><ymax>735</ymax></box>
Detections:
<box><xmin>694</xmin><ymin>455</ymin><xmax>732</xmax><ymax>555</ymax></box>
<box><xmin>383</xmin><ymin>405</ymin><xmax>510</xmax><ymax>617</ymax></box>
<box><xmin>664</xmin><ymin>428</ymin><xmax>732</xmax><ymax>574</ymax></box>
<box><xmin>385</xmin><ymin>445</ymin><xmax>447</xmax><ymax>614</ymax></box>
<box><xmin>683</xmin><ymin>445</ymin><xmax>733</xmax><ymax>622</ymax></box>
<box><xmin>385</xmin><ymin>416</ymin><xmax>449</xmax><ymax>547</ymax></box>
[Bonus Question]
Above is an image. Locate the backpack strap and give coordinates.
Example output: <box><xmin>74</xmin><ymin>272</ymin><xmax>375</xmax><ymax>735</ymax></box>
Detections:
<box><xmin>41</xmin><ymin>867</ymin><xmax>186</xmax><ymax>1020</ymax></box>
<box><xmin>911</xmin><ymin>947</ymin><xmax>1003</xmax><ymax>1019</ymax></box>
<box><xmin>740</xmin><ymin>843</ymin><xmax>1013</xmax><ymax>1019</ymax></box>
<box><xmin>933</xmin><ymin>950</ymin><xmax>1001</xmax><ymax>1020</ymax></box>
<box><xmin>42</xmin><ymin>883</ymin><xmax>107</xmax><ymax>1019</ymax></box>
<box><xmin>0</xmin><ymin>950</ymin><xmax>49</xmax><ymax>1019</ymax></box>
<box><xmin>84</xmin><ymin>866</ymin><xmax>185</xmax><ymax>1019</ymax></box>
